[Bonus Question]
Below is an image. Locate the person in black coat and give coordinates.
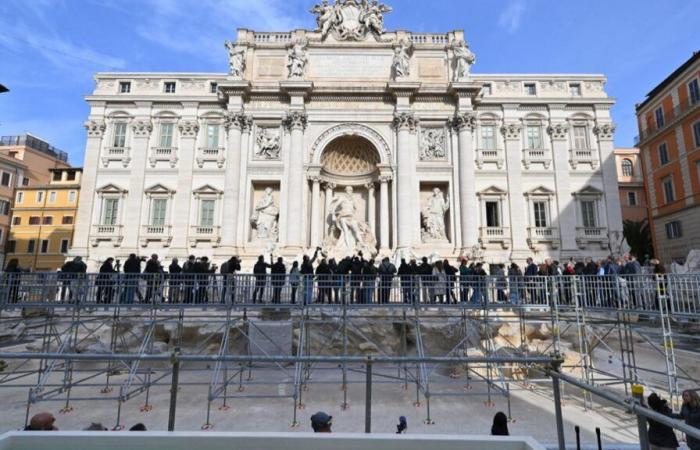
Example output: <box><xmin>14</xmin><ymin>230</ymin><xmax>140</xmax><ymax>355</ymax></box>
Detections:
<box><xmin>193</xmin><ymin>257</ymin><xmax>212</xmax><ymax>304</ymax></box>
<box><xmin>3</xmin><ymin>259</ymin><xmax>22</xmax><ymax>303</ymax></box>
<box><xmin>361</xmin><ymin>258</ymin><xmax>378</xmax><ymax>304</ymax></box>
<box><xmin>315</xmin><ymin>259</ymin><xmax>333</xmax><ymax>304</ymax></box>
<box><xmin>443</xmin><ymin>259</ymin><xmax>458</xmax><ymax>304</ymax></box>
<box><xmin>491</xmin><ymin>411</ymin><xmax>509</xmax><ymax>436</ymax></box>
<box><xmin>168</xmin><ymin>258</ymin><xmax>182</xmax><ymax>304</ymax></box>
<box><xmin>397</xmin><ymin>258</ymin><xmax>413</xmax><ymax>304</ymax></box>
<box><xmin>96</xmin><ymin>258</ymin><xmax>117</xmax><ymax>304</ymax></box>
<box><xmin>253</xmin><ymin>255</ymin><xmax>272</xmax><ymax>304</ymax></box>
<box><xmin>300</xmin><ymin>248</ymin><xmax>320</xmax><ymax>305</ymax></box>
<box><xmin>121</xmin><ymin>254</ymin><xmax>142</xmax><ymax>304</ymax></box>
<box><xmin>144</xmin><ymin>254</ymin><xmax>163</xmax><ymax>303</ymax></box>
<box><xmin>647</xmin><ymin>393</ymin><xmax>679</xmax><ymax>449</ymax></box>
<box><xmin>377</xmin><ymin>257</ymin><xmax>396</xmax><ymax>304</ymax></box>
<box><xmin>349</xmin><ymin>254</ymin><xmax>364</xmax><ymax>304</ymax></box>
<box><xmin>181</xmin><ymin>256</ymin><xmax>196</xmax><ymax>304</ymax></box>
<box><xmin>328</xmin><ymin>258</ymin><xmax>341</xmax><ymax>303</ymax></box>
<box><xmin>271</xmin><ymin>256</ymin><xmax>286</xmax><ymax>304</ymax></box>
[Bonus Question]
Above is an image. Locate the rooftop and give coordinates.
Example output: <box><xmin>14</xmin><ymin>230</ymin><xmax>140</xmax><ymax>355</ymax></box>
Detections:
<box><xmin>0</xmin><ymin>134</ymin><xmax>69</xmax><ymax>163</ymax></box>
<box><xmin>636</xmin><ymin>50</ymin><xmax>700</xmax><ymax>111</ymax></box>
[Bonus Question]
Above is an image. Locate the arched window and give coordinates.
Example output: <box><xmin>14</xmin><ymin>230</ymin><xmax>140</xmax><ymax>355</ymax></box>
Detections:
<box><xmin>621</xmin><ymin>159</ymin><xmax>633</xmax><ymax>177</ymax></box>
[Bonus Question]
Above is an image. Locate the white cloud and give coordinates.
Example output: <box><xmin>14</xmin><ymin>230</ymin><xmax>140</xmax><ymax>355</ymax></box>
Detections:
<box><xmin>498</xmin><ymin>0</ymin><xmax>526</xmax><ymax>34</ymax></box>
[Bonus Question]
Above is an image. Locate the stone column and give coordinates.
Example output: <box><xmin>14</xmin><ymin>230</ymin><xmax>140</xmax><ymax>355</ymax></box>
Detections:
<box><xmin>366</xmin><ymin>182</ymin><xmax>376</xmax><ymax>237</ymax></box>
<box><xmin>220</xmin><ymin>111</ymin><xmax>251</xmax><ymax>251</ymax></box>
<box><xmin>379</xmin><ymin>175</ymin><xmax>391</xmax><ymax>250</ymax></box>
<box><xmin>169</xmin><ymin>119</ymin><xmax>199</xmax><ymax>251</ymax></box>
<box><xmin>283</xmin><ymin>110</ymin><xmax>308</xmax><ymax>250</ymax></box>
<box><xmin>72</xmin><ymin>118</ymin><xmax>106</xmax><ymax>260</ymax></box>
<box><xmin>324</xmin><ymin>182</ymin><xmax>336</xmax><ymax>230</ymax></box>
<box><xmin>548</xmin><ymin>120</ymin><xmax>578</xmax><ymax>255</ymax></box>
<box><xmin>501</xmin><ymin>121</ymin><xmax>530</xmax><ymax>259</ymax></box>
<box><xmin>122</xmin><ymin>112</ymin><xmax>153</xmax><ymax>250</ymax></box>
<box><xmin>309</xmin><ymin>175</ymin><xmax>322</xmax><ymax>248</ymax></box>
<box><xmin>393</xmin><ymin>112</ymin><xmax>418</xmax><ymax>251</ymax></box>
<box><xmin>593</xmin><ymin>122</ymin><xmax>624</xmax><ymax>245</ymax></box>
<box><xmin>452</xmin><ymin>113</ymin><xmax>478</xmax><ymax>253</ymax></box>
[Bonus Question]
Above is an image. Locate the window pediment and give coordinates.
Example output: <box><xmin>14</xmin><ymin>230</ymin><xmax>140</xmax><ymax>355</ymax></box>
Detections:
<box><xmin>145</xmin><ymin>184</ymin><xmax>175</xmax><ymax>197</ymax></box>
<box><xmin>96</xmin><ymin>183</ymin><xmax>128</xmax><ymax>195</ymax></box>
<box><xmin>477</xmin><ymin>185</ymin><xmax>507</xmax><ymax>198</ymax></box>
<box><xmin>525</xmin><ymin>185</ymin><xmax>555</xmax><ymax>197</ymax></box>
<box><xmin>193</xmin><ymin>184</ymin><xmax>223</xmax><ymax>198</ymax></box>
<box><xmin>573</xmin><ymin>185</ymin><xmax>604</xmax><ymax>197</ymax></box>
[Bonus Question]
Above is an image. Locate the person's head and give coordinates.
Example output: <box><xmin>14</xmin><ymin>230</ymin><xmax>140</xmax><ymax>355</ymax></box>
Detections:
<box><xmin>129</xmin><ymin>253</ymin><xmax>137</xmax><ymax>260</ymax></box>
<box><xmin>491</xmin><ymin>411</ymin><xmax>509</xmax><ymax>436</ymax></box>
<box><xmin>6</xmin><ymin>258</ymin><xmax>19</xmax><ymax>268</ymax></box>
<box><xmin>460</xmin><ymin>258</ymin><xmax>467</xmax><ymax>266</ymax></box>
<box><xmin>434</xmin><ymin>260</ymin><xmax>443</xmax><ymax>271</ymax></box>
<box><xmin>310</xmin><ymin>411</ymin><xmax>332</xmax><ymax>432</ymax></box>
<box><xmin>105</xmin><ymin>257</ymin><xmax>114</xmax><ymax>265</ymax></box>
<box><xmin>83</xmin><ymin>422</ymin><xmax>108</xmax><ymax>431</ymax></box>
<box><xmin>397</xmin><ymin>416</ymin><xmax>407</xmax><ymax>434</ymax></box>
<box><xmin>277</xmin><ymin>257</ymin><xmax>283</xmax><ymax>264</ymax></box>
<box><xmin>73</xmin><ymin>256</ymin><xmax>82</xmax><ymax>263</ymax></box>
<box><xmin>129</xmin><ymin>423</ymin><xmax>147</xmax><ymax>431</ymax></box>
<box><xmin>303</xmin><ymin>255</ymin><xmax>310</xmax><ymax>262</ymax></box>
<box><xmin>383</xmin><ymin>257</ymin><xmax>390</xmax><ymax>264</ymax></box>
<box><xmin>171</xmin><ymin>257</ymin><xmax>179</xmax><ymax>264</ymax></box>
<box><xmin>401</xmin><ymin>258</ymin><xmax>407</xmax><ymax>265</ymax></box>
<box><xmin>682</xmin><ymin>390</ymin><xmax>700</xmax><ymax>408</ymax></box>
<box><xmin>201</xmin><ymin>257</ymin><xmax>209</xmax><ymax>263</ymax></box>
<box><xmin>421</xmin><ymin>257</ymin><xmax>428</xmax><ymax>264</ymax></box>
<box><xmin>648</xmin><ymin>393</ymin><xmax>667</xmax><ymax>413</ymax></box>
<box><xmin>188</xmin><ymin>255</ymin><xmax>195</xmax><ymax>261</ymax></box>
<box><xmin>27</xmin><ymin>412</ymin><xmax>57</xmax><ymax>431</ymax></box>
<box><xmin>258</xmin><ymin>255</ymin><xmax>264</xmax><ymax>262</ymax></box>
<box><xmin>510</xmin><ymin>262</ymin><xmax>518</xmax><ymax>269</ymax></box>
<box><xmin>292</xmin><ymin>261</ymin><xmax>299</xmax><ymax>268</ymax></box>
<box><xmin>526</xmin><ymin>258</ymin><xmax>533</xmax><ymax>265</ymax></box>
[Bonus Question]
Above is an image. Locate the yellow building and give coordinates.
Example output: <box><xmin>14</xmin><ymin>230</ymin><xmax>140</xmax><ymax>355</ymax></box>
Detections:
<box><xmin>7</xmin><ymin>168</ymin><xmax>82</xmax><ymax>271</ymax></box>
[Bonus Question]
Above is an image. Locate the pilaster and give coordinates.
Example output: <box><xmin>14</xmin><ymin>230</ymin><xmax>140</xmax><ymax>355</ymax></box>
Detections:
<box><xmin>169</xmin><ymin>106</ymin><xmax>200</xmax><ymax>251</ymax></box>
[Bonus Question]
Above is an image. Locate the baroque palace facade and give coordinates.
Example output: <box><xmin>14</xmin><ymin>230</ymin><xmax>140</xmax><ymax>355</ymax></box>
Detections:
<box><xmin>73</xmin><ymin>1</ymin><xmax>623</xmax><ymax>268</ymax></box>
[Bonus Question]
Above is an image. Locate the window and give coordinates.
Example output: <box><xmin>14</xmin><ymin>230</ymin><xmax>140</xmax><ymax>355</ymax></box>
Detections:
<box><xmin>628</xmin><ymin>191</ymin><xmax>637</xmax><ymax>206</ymax></box>
<box><xmin>533</xmin><ymin>201</ymin><xmax>549</xmax><ymax>228</ymax></box>
<box><xmin>580</xmin><ymin>200</ymin><xmax>597</xmax><ymax>228</ymax></box>
<box><xmin>481</xmin><ymin>125</ymin><xmax>496</xmax><ymax>150</ymax></box>
<box><xmin>693</xmin><ymin>121</ymin><xmax>700</xmax><ymax>148</ymax></box>
<box><xmin>66</xmin><ymin>170</ymin><xmax>76</xmax><ymax>181</ymax></box>
<box><xmin>206</xmin><ymin>124</ymin><xmax>220</xmax><ymax>149</ymax></box>
<box><xmin>689</xmin><ymin>79</ymin><xmax>700</xmax><ymax>105</ymax></box>
<box><xmin>60</xmin><ymin>239</ymin><xmax>69</xmax><ymax>253</ymax></box>
<box><xmin>151</xmin><ymin>198</ymin><xmax>168</xmax><ymax>226</ymax></box>
<box><xmin>68</xmin><ymin>191</ymin><xmax>76</xmax><ymax>203</ymax></box>
<box><xmin>482</xmin><ymin>84</ymin><xmax>492</xmax><ymax>96</ymax></box>
<box><xmin>113</xmin><ymin>122</ymin><xmax>128</xmax><ymax>148</ymax></box>
<box><xmin>6</xmin><ymin>240</ymin><xmax>16</xmax><ymax>253</ymax></box>
<box><xmin>200</xmin><ymin>199</ymin><xmax>216</xmax><ymax>227</ymax></box>
<box><xmin>52</xmin><ymin>171</ymin><xmax>62</xmax><ymax>181</ymax></box>
<box><xmin>27</xmin><ymin>239</ymin><xmax>36</xmax><ymax>253</ymax></box>
<box><xmin>42</xmin><ymin>216</ymin><xmax>53</xmax><ymax>225</ymax></box>
<box><xmin>572</xmin><ymin>125</ymin><xmax>589</xmax><ymax>149</ymax></box>
<box><xmin>22</xmin><ymin>177</ymin><xmax>29</xmax><ymax>186</ymax></box>
<box><xmin>12</xmin><ymin>216</ymin><xmax>20</xmax><ymax>225</ymax></box>
<box><xmin>49</xmin><ymin>191</ymin><xmax>56</xmax><ymax>203</ymax></box>
<box><xmin>102</xmin><ymin>198</ymin><xmax>119</xmax><ymax>225</ymax></box>
<box><xmin>666</xmin><ymin>221</ymin><xmax>683</xmax><ymax>239</ymax></box>
<box><xmin>570</xmin><ymin>83</ymin><xmax>582</xmax><ymax>96</ymax></box>
<box><xmin>36</xmin><ymin>191</ymin><xmax>44</xmax><ymax>203</ymax></box>
<box><xmin>28</xmin><ymin>216</ymin><xmax>40</xmax><ymax>225</ymax></box>
<box><xmin>524</xmin><ymin>83</ymin><xmax>537</xmax><ymax>96</ymax></box>
<box><xmin>621</xmin><ymin>159</ymin><xmax>634</xmax><ymax>177</ymax></box>
<box><xmin>119</xmin><ymin>81</ymin><xmax>131</xmax><ymax>93</ymax></box>
<box><xmin>62</xmin><ymin>216</ymin><xmax>74</xmax><ymax>225</ymax></box>
<box><xmin>16</xmin><ymin>192</ymin><xmax>23</xmax><ymax>203</ymax></box>
<box><xmin>210</xmin><ymin>82</ymin><xmax>218</xmax><ymax>94</ymax></box>
<box><xmin>485</xmin><ymin>201</ymin><xmax>501</xmax><ymax>227</ymax></box>
<box><xmin>164</xmin><ymin>82</ymin><xmax>176</xmax><ymax>93</ymax></box>
<box><xmin>159</xmin><ymin>123</ymin><xmax>174</xmax><ymax>148</ymax></box>
<box><xmin>662</xmin><ymin>176</ymin><xmax>675</xmax><ymax>203</ymax></box>
<box><xmin>1</xmin><ymin>172</ymin><xmax>10</xmax><ymax>187</ymax></box>
<box><xmin>526</xmin><ymin>125</ymin><xmax>542</xmax><ymax>149</ymax></box>
<box><xmin>0</xmin><ymin>200</ymin><xmax>9</xmax><ymax>215</ymax></box>
<box><xmin>655</xmin><ymin>107</ymin><xmax>665</xmax><ymax>128</ymax></box>
<box><xmin>40</xmin><ymin>239</ymin><xmax>49</xmax><ymax>254</ymax></box>
<box><xmin>658</xmin><ymin>142</ymin><xmax>669</xmax><ymax>165</ymax></box>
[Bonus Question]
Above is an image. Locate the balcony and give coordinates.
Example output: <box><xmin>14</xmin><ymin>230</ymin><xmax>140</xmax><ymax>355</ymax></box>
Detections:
<box><xmin>149</xmin><ymin>146</ymin><xmax>178</xmax><ymax>168</ymax></box>
<box><xmin>522</xmin><ymin>148</ymin><xmax>552</xmax><ymax>169</ymax></box>
<box><xmin>479</xmin><ymin>226</ymin><xmax>511</xmax><ymax>249</ymax></box>
<box><xmin>475</xmin><ymin>148</ymin><xmax>504</xmax><ymax>169</ymax></box>
<box><xmin>140</xmin><ymin>224</ymin><xmax>173</xmax><ymax>247</ymax></box>
<box><xmin>196</xmin><ymin>146</ymin><xmax>225</xmax><ymax>168</ymax></box>
<box><xmin>569</xmin><ymin>148</ymin><xmax>599</xmax><ymax>169</ymax></box>
<box><xmin>101</xmin><ymin>146</ymin><xmax>131</xmax><ymax>167</ymax></box>
<box><xmin>90</xmin><ymin>224</ymin><xmax>123</xmax><ymax>247</ymax></box>
<box><xmin>575</xmin><ymin>226</ymin><xmax>608</xmax><ymax>249</ymax></box>
<box><xmin>527</xmin><ymin>227</ymin><xmax>560</xmax><ymax>250</ymax></box>
<box><xmin>189</xmin><ymin>225</ymin><xmax>221</xmax><ymax>248</ymax></box>
<box><xmin>638</xmin><ymin>97</ymin><xmax>700</xmax><ymax>145</ymax></box>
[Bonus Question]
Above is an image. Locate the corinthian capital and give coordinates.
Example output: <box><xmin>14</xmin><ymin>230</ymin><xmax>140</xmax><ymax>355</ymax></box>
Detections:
<box><xmin>178</xmin><ymin>120</ymin><xmax>200</xmax><ymax>137</ymax></box>
<box><xmin>547</xmin><ymin>123</ymin><xmax>569</xmax><ymax>141</ymax></box>
<box><xmin>392</xmin><ymin>112</ymin><xmax>418</xmax><ymax>133</ymax></box>
<box><xmin>84</xmin><ymin>120</ymin><xmax>106</xmax><ymax>138</ymax></box>
<box><xmin>225</xmin><ymin>111</ymin><xmax>253</xmax><ymax>132</ymax></box>
<box><xmin>593</xmin><ymin>122</ymin><xmax>616</xmax><ymax>140</ymax></box>
<box><xmin>131</xmin><ymin>120</ymin><xmax>153</xmax><ymax>137</ymax></box>
<box><xmin>500</xmin><ymin>122</ymin><xmax>521</xmax><ymax>140</ymax></box>
<box><xmin>450</xmin><ymin>112</ymin><xmax>476</xmax><ymax>132</ymax></box>
<box><xmin>283</xmin><ymin>111</ymin><xmax>308</xmax><ymax>131</ymax></box>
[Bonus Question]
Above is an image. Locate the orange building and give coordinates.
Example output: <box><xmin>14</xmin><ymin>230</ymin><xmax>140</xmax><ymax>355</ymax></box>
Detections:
<box><xmin>614</xmin><ymin>148</ymin><xmax>648</xmax><ymax>223</ymax></box>
<box><xmin>635</xmin><ymin>51</ymin><xmax>700</xmax><ymax>264</ymax></box>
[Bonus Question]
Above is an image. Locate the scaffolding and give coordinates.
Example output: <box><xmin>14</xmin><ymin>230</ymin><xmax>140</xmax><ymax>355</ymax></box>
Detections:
<box><xmin>0</xmin><ymin>272</ymin><xmax>698</xmax><ymax>430</ymax></box>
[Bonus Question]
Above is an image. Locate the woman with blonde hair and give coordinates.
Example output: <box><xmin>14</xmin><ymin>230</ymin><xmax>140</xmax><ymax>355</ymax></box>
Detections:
<box><xmin>676</xmin><ymin>390</ymin><xmax>700</xmax><ymax>450</ymax></box>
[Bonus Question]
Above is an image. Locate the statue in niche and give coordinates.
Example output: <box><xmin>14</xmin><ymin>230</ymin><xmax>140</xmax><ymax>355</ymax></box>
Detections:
<box><xmin>325</xmin><ymin>186</ymin><xmax>377</xmax><ymax>256</ymax></box>
<box><xmin>452</xmin><ymin>40</ymin><xmax>476</xmax><ymax>81</ymax></box>
<box><xmin>251</xmin><ymin>187</ymin><xmax>279</xmax><ymax>241</ymax></box>
<box><xmin>224</xmin><ymin>40</ymin><xmax>246</xmax><ymax>78</ymax></box>
<box><xmin>420</xmin><ymin>129</ymin><xmax>446</xmax><ymax>160</ymax></box>
<box><xmin>255</xmin><ymin>128</ymin><xmax>281</xmax><ymax>160</ymax></box>
<box><xmin>421</xmin><ymin>188</ymin><xmax>450</xmax><ymax>242</ymax></box>
<box><xmin>392</xmin><ymin>39</ymin><xmax>412</xmax><ymax>79</ymax></box>
<box><xmin>287</xmin><ymin>41</ymin><xmax>308</xmax><ymax>79</ymax></box>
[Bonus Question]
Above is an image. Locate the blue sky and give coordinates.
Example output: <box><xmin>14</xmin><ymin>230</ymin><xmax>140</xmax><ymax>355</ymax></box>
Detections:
<box><xmin>0</xmin><ymin>0</ymin><xmax>698</xmax><ymax>166</ymax></box>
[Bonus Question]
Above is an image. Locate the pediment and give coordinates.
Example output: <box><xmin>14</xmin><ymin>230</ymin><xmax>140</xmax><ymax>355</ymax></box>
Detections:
<box><xmin>477</xmin><ymin>185</ymin><xmax>507</xmax><ymax>197</ymax></box>
<box><xmin>144</xmin><ymin>183</ymin><xmax>175</xmax><ymax>194</ymax></box>
<box><xmin>192</xmin><ymin>184</ymin><xmax>223</xmax><ymax>195</ymax></box>
<box><xmin>575</xmin><ymin>185</ymin><xmax>604</xmax><ymax>196</ymax></box>
<box><xmin>525</xmin><ymin>185</ymin><xmax>555</xmax><ymax>196</ymax></box>
<box><xmin>96</xmin><ymin>183</ymin><xmax>127</xmax><ymax>194</ymax></box>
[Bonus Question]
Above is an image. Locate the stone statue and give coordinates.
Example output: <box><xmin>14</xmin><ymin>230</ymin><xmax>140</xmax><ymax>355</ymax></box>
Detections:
<box><xmin>420</xmin><ymin>129</ymin><xmax>446</xmax><ymax>160</ymax></box>
<box><xmin>452</xmin><ymin>40</ymin><xmax>476</xmax><ymax>81</ymax></box>
<box><xmin>392</xmin><ymin>39</ymin><xmax>412</xmax><ymax>79</ymax></box>
<box><xmin>327</xmin><ymin>186</ymin><xmax>377</xmax><ymax>256</ymax></box>
<box><xmin>310</xmin><ymin>0</ymin><xmax>338</xmax><ymax>38</ymax></box>
<box><xmin>251</xmin><ymin>187</ymin><xmax>279</xmax><ymax>241</ymax></box>
<box><xmin>224</xmin><ymin>40</ymin><xmax>246</xmax><ymax>78</ymax></box>
<box><xmin>287</xmin><ymin>41</ymin><xmax>308</xmax><ymax>79</ymax></box>
<box><xmin>310</xmin><ymin>0</ymin><xmax>392</xmax><ymax>41</ymax></box>
<box><xmin>360</xmin><ymin>0</ymin><xmax>392</xmax><ymax>35</ymax></box>
<box><xmin>255</xmin><ymin>128</ymin><xmax>281</xmax><ymax>160</ymax></box>
<box><xmin>421</xmin><ymin>188</ymin><xmax>450</xmax><ymax>241</ymax></box>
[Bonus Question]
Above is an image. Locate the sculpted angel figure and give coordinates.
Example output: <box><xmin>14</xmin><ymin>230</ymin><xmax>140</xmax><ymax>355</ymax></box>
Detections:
<box><xmin>310</xmin><ymin>0</ymin><xmax>338</xmax><ymax>37</ymax></box>
<box><xmin>360</xmin><ymin>0</ymin><xmax>392</xmax><ymax>34</ymax></box>
<box><xmin>251</xmin><ymin>187</ymin><xmax>279</xmax><ymax>240</ymax></box>
<box><xmin>224</xmin><ymin>40</ymin><xmax>246</xmax><ymax>78</ymax></box>
<box><xmin>452</xmin><ymin>40</ymin><xmax>476</xmax><ymax>81</ymax></box>
<box><xmin>422</xmin><ymin>188</ymin><xmax>450</xmax><ymax>240</ymax></box>
<box><xmin>392</xmin><ymin>39</ymin><xmax>412</xmax><ymax>79</ymax></box>
<box><xmin>287</xmin><ymin>41</ymin><xmax>308</xmax><ymax>79</ymax></box>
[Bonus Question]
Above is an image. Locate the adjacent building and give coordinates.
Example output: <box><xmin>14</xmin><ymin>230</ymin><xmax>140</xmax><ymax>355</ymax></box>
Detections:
<box><xmin>0</xmin><ymin>154</ymin><xmax>27</xmax><ymax>267</ymax></box>
<box><xmin>6</xmin><ymin>168</ymin><xmax>82</xmax><ymax>271</ymax></box>
<box><xmin>635</xmin><ymin>51</ymin><xmax>700</xmax><ymax>264</ymax></box>
<box><xmin>73</xmin><ymin>1</ymin><xmax>623</xmax><ymax>269</ymax></box>
<box><xmin>614</xmin><ymin>148</ymin><xmax>648</xmax><ymax>223</ymax></box>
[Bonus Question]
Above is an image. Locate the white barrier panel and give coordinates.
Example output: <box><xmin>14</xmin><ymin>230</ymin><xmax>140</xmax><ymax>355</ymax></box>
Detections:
<box><xmin>0</xmin><ymin>431</ymin><xmax>546</xmax><ymax>450</ymax></box>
